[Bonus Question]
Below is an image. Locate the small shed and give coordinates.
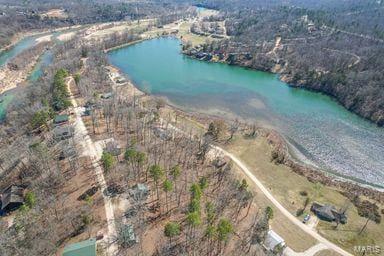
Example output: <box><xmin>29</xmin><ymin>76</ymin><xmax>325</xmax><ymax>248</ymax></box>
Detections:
<box><xmin>54</xmin><ymin>114</ymin><xmax>69</xmax><ymax>124</ymax></box>
<box><xmin>264</xmin><ymin>230</ymin><xmax>286</xmax><ymax>251</ymax></box>
<box><xmin>0</xmin><ymin>185</ymin><xmax>24</xmax><ymax>214</ymax></box>
<box><xmin>63</xmin><ymin>238</ymin><xmax>97</xmax><ymax>256</ymax></box>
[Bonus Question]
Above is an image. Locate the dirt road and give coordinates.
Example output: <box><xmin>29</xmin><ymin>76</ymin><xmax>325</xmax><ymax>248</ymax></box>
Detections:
<box><xmin>211</xmin><ymin>145</ymin><xmax>352</xmax><ymax>256</ymax></box>
<box><xmin>67</xmin><ymin>77</ymin><xmax>118</xmax><ymax>255</ymax></box>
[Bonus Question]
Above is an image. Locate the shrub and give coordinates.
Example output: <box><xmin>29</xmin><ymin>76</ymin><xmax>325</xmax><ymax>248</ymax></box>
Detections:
<box><xmin>24</xmin><ymin>191</ymin><xmax>36</xmax><ymax>209</ymax></box>
<box><xmin>101</xmin><ymin>151</ymin><xmax>116</xmax><ymax>172</ymax></box>
<box><xmin>299</xmin><ymin>190</ymin><xmax>308</xmax><ymax>196</ymax></box>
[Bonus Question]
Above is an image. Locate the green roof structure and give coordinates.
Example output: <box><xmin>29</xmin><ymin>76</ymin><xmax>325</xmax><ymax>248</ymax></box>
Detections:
<box><xmin>63</xmin><ymin>238</ymin><xmax>97</xmax><ymax>256</ymax></box>
<box><xmin>54</xmin><ymin>114</ymin><xmax>69</xmax><ymax>124</ymax></box>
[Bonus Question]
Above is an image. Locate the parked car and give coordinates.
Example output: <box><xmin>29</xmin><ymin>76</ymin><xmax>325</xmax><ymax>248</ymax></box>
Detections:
<box><xmin>303</xmin><ymin>214</ymin><xmax>310</xmax><ymax>224</ymax></box>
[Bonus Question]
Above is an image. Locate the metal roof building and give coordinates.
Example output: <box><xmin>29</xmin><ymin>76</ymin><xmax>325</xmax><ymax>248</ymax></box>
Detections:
<box><xmin>63</xmin><ymin>238</ymin><xmax>97</xmax><ymax>256</ymax></box>
<box><xmin>264</xmin><ymin>230</ymin><xmax>286</xmax><ymax>251</ymax></box>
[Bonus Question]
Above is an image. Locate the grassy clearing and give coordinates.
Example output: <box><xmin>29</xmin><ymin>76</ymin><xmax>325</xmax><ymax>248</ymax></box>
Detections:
<box><xmin>229</xmin><ymin>163</ymin><xmax>318</xmax><ymax>252</ymax></box>
<box><xmin>177</xmin><ymin>22</ymin><xmax>211</xmax><ymax>46</ymax></box>
<box><xmin>224</xmin><ymin>135</ymin><xmax>384</xmax><ymax>254</ymax></box>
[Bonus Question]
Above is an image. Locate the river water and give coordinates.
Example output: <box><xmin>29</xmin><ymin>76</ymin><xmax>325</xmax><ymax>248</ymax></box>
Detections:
<box><xmin>108</xmin><ymin>37</ymin><xmax>384</xmax><ymax>187</ymax></box>
<box><xmin>0</xmin><ymin>27</ymin><xmax>82</xmax><ymax>119</ymax></box>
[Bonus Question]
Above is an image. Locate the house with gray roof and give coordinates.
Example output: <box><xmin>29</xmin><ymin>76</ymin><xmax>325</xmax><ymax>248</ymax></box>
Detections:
<box><xmin>311</xmin><ymin>202</ymin><xmax>347</xmax><ymax>224</ymax></box>
<box><xmin>0</xmin><ymin>185</ymin><xmax>24</xmax><ymax>214</ymax></box>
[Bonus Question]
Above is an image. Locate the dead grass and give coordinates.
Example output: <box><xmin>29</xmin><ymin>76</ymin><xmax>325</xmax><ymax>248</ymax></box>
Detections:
<box><xmin>41</xmin><ymin>9</ymin><xmax>67</xmax><ymax>19</ymax></box>
<box><xmin>177</xmin><ymin>22</ymin><xmax>212</xmax><ymax>46</ymax></box>
<box><xmin>223</xmin><ymin>135</ymin><xmax>384</xmax><ymax>254</ymax></box>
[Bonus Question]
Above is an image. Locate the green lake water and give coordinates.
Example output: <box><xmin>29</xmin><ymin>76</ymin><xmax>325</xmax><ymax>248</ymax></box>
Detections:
<box><xmin>108</xmin><ymin>37</ymin><xmax>384</xmax><ymax>187</ymax></box>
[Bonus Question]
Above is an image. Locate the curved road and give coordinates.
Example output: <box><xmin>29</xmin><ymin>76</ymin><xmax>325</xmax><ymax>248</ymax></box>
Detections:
<box><xmin>211</xmin><ymin>145</ymin><xmax>353</xmax><ymax>256</ymax></box>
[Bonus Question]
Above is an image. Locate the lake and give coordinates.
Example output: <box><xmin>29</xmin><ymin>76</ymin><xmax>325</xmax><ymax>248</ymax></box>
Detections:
<box><xmin>109</xmin><ymin>37</ymin><xmax>384</xmax><ymax>187</ymax></box>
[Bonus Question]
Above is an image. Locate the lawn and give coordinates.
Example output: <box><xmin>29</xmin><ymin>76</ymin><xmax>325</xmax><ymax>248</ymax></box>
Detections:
<box><xmin>224</xmin><ymin>135</ymin><xmax>384</xmax><ymax>254</ymax></box>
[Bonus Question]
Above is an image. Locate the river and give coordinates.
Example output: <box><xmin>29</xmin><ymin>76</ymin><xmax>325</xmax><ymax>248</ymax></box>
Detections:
<box><xmin>0</xmin><ymin>27</ymin><xmax>83</xmax><ymax>119</ymax></box>
<box><xmin>108</xmin><ymin>37</ymin><xmax>384</xmax><ymax>188</ymax></box>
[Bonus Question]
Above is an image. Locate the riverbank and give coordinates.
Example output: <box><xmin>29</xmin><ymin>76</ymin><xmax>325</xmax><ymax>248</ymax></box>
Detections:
<box><xmin>0</xmin><ymin>53</ymin><xmax>41</xmax><ymax>94</ymax></box>
<box><xmin>0</xmin><ymin>25</ymin><xmax>83</xmax><ymax>55</ymax></box>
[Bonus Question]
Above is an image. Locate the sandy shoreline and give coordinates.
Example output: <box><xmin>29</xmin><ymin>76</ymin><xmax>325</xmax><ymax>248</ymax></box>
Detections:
<box><xmin>0</xmin><ymin>25</ymin><xmax>83</xmax><ymax>55</ymax></box>
<box><xmin>0</xmin><ymin>55</ymin><xmax>40</xmax><ymax>94</ymax></box>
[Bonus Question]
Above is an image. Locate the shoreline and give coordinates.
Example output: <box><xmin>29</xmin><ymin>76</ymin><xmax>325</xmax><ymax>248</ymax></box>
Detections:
<box><xmin>185</xmin><ymin>50</ymin><xmax>384</xmax><ymax>128</ymax></box>
<box><xmin>107</xmin><ymin>58</ymin><xmax>384</xmax><ymax>202</ymax></box>
<box><xmin>107</xmin><ymin>36</ymin><xmax>384</xmax><ymax>192</ymax></box>
<box><xmin>0</xmin><ymin>24</ymin><xmax>84</xmax><ymax>56</ymax></box>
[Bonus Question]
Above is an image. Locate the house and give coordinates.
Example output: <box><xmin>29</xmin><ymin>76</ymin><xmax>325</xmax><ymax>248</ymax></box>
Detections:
<box><xmin>311</xmin><ymin>202</ymin><xmax>347</xmax><ymax>224</ymax></box>
<box><xmin>83</xmin><ymin>101</ymin><xmax>96</xmax><ymax>116</ymax></box>
<box><xmin>105</xmin><ymin>141</ymin><xmax>122</xmax><ymax>157</ymax></box>
<box><xmin>154</xmin><ymin>127</ymin><xmax>172</xmax><ymax>141</ymax></box>
<box><xmin>54</xmin><ymin>114</ymin><xmax>69</xmax><ymax>124</ymax></box>
<box><xmin>101</xmin><ymin>92</ymin><xmax>114</xmax><ymax>99</ymax></box>
<box><xmin>115</xmin><ymin>77</ymin><xmax>126</xmax><ymax>84</ymax></box>
<box><xmin>264</xmin><ymin>230</ymin><xmax>286</xmax><ymax>252</ymax></box>
<box><xmin>54</xmin><ymin>126</ymin><xmax>74</xmax><ymax>141</ymax></box>
<box><xmin>130</xmin><ymin>183</ymin><xmax>149</xmax><ymax>201</ymax></box>
<box><xmin>63</xmin><ymin>238</ymin><xmax>96</xmax><ymax>256</ymax></box>
<box><xmin>119</xmin><ymin>224</ymin><xmax>139</xmax><ymax>247</ymax></box>
<box><xmin>59</xmin><ymin>146</ymin><xmax>76</xmax><ymax>160</ymax></box>
<box><xmin>0</xmin><ymin>185</ymin><xmax>24</xmax><ymax>215</ymax></box>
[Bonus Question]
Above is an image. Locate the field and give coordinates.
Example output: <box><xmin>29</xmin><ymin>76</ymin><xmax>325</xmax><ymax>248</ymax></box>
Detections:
<box><xmin>223</xmin><ymin>136</ymin><xmax>384</xmax><ymax>254</ymax></box>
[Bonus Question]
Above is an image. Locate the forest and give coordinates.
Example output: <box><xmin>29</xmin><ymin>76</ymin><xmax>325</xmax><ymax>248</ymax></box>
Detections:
<box><xmin>185</xmin><ymin>0</ymin><xmax>384</xmax><ymax>126</ymax></box>
<box><xmin>0</xmin><ymin>0</ymin><xmax>191</xmax><ymax>48</ymax></box>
